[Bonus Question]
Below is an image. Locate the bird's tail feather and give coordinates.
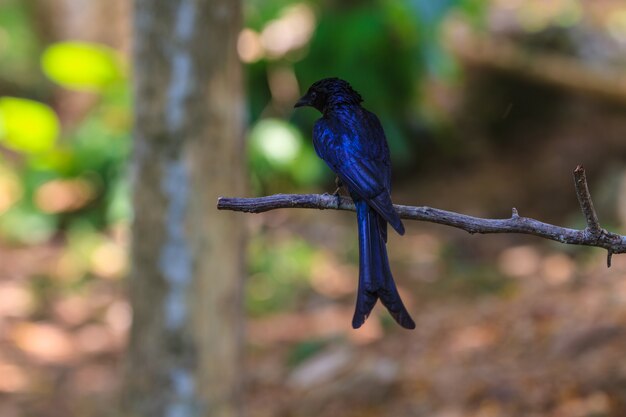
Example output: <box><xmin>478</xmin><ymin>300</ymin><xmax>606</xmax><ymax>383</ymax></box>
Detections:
<box><xmin>352</xmin><ymin>201</ymin><xmax>416</xmax><ymax>329</ymax></box>
<box><xmin>369</xmin><ymin>191</ymin><xmax>405</xmax><ymax>236</ymax></box>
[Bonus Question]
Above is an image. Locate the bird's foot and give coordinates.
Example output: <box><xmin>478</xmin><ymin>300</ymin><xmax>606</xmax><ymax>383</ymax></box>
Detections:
<box><xmin>332</xmin><ymin>188</ymin><xmax>342</xmax><ymax>208</ymax></box>
<box><xmin>333</xmin><ymin>177</ymin><xmax>344</xmax><ymax>208</ymax></box>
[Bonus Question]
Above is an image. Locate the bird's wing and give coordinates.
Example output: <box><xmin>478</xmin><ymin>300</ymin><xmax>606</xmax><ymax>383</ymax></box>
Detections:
<box><xmin>314</xmin><ymin>118</ymin><xmax>405</xmax><ymax>235</ymax></box>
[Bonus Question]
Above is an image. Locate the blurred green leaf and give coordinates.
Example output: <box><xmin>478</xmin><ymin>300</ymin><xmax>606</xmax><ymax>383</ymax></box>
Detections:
<box><xmin>289</xmin><ymin>144</ymin><xmax>325</xmax><ymax>186</ymax></box>
<box><xmin>250</xmin><ymin>118</ymin><xmax>303</xmax><ymax>167</ymax></box>
<box><xmin>248</xmin><ymin>118</ymin><xmax>325</xmax><ymax>193</ymax></box>
<box><xmin>0</xmin><ymin>0</ymin><xmax>41</xmax><ymax>83</ymax></box>
<box><xmin>28</xmin><ymin>148</ymin><xmax>76</xmax><ymax>175</ymax></box>
<box><xmin>107</xmin><ymin>177</ymin><xmax>131</xmax><ymax>224</ymax></box>
<box><xmin>0</xmin><ymin>97</ymin><xmax>59</xmax><ymax>153</ymax></box>
<box><xmin>0</xmin><ymin>205</ymin><xmax>56</xmax><ymax>244</ymax></box>
<box><xmin>247</xmin><ymin>236</ymin><xmax>316</xmax><ymax>315</ymax></box>
<box><xmin>41</xmin><ymin>42</ymin><xmax>122</xmax><ymax>91</ymax></box>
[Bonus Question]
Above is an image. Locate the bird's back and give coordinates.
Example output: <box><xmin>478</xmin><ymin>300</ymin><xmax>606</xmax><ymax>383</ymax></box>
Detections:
<box><xmin>313</xmin><ymin>104</ymin><xmax>403</xmax><ymax>235</ymax></box>
<box><xmin>313</xmin><ymin>105</ymin><xmax>392</xmax><ymax>187</ymax></box>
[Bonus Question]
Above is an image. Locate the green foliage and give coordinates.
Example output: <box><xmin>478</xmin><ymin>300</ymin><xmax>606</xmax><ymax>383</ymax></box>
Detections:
<box><xmin>244</xmin><ymin>0</ymin><xmax>487</xmax><ymax>181</ymax></box>
<box><xmin>0</xmin><ymin>97</ymin><xmax>59</xmax><ymax>153</ymax></box>
<box><xmin>245</xmin><ymin>0</ymin><xmax>299</xmax><ymax>31</ymax></box>
<box><xmin>248</xmin><ymin>118</ymin><xmax>326</xmax><ymax>193</ymax></box>
<box><xmin>0</xmin><ymin>204</ymin><xmax>57</xmax><ymax>244</ymax></box>
<box><xmin>247</xmin><ymin>235</ymin><xmax>317</xmax><ymax>315</ymax></box>
<box><xmin>408</xmin><ymin>0</ymin><xmax>487</xmax><ymax>75</ymax></box>
<box><xmin>0</xmin><ymin>0</ymin><xmax>41</xmax><ymax>83</ymax></box>
<box><xmin>0</xmin><ymin>86</ymin><xmax>131</xmax><ymax>240</ymax></box>
<box><xmin>0</xmin><ymin>9</ymin><xmax>130</xmax><ymax>243</ymax></box>
<box><xmin>41</xmin><ymin>42</ymin><xmax>123</xmax><ymax>92</ymax></box>
<box><xmin>294</xmin><ymin>4</ymin><xmax>418</xmax><ymax>161</ymax></box>
<box><xmin>250</xmin><ymin>118</ymin><xmax>304</xmax><ymax>168</ymax></box>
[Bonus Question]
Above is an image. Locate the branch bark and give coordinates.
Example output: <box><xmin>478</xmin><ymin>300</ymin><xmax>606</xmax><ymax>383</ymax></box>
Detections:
<box><xmin>217</xmin><ymin>166</ymin><xmax>626</xmax><ymax>266</ymax></box>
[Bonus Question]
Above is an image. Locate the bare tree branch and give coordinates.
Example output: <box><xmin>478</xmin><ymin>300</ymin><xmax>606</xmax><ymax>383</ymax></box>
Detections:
<box><xmin>573</xmin><ymin>165</ymin><xmax>601</xmax><ymax>234</ymax></box>
<box><xmin>217</xmin><ymin>166</ymin><xmax>626</xmax><ymax>265</ymax></box>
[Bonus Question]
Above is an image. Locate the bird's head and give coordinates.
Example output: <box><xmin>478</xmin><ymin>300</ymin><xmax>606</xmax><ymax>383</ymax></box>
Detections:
<box><xmin>294</xmin><ymin>78</ymin><xmax>363</xmax><ymax>113</ymax></box>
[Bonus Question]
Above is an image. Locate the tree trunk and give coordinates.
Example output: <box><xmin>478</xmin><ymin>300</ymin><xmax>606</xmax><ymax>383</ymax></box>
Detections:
<box><xmin>123</xmin><ymin>1</ymin><xmax>245</xmax><ymax>416</ymax></box>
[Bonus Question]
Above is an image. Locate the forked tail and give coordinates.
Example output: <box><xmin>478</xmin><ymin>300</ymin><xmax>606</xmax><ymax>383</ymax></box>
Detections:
<box><xmin>352</xmin><ymin>201</ymin><xmax>416</xmax><ymax>329</ymax></box>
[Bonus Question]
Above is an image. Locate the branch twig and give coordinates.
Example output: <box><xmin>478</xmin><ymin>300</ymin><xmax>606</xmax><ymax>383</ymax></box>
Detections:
<box><xmin>217</xmin><ymin>167</ymin><xmax>626</xmax><ymax>265</ymax></box>
<box><xmin>573</xmin><ymin>165</ymin><xmax>601</xmax><ymax>234</ymax></box>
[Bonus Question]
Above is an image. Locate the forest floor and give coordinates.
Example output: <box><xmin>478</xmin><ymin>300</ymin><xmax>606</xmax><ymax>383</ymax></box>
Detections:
<box><xmin>2</xmin><ymin>197</ymin><xmax>626</xmax><ymax>417</ymax></box>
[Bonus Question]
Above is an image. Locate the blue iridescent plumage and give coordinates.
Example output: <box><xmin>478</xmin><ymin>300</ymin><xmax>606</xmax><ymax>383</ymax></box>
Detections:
<box><xmin>295</xmin><ymin>78</ymin><xmax>415</xmax><ymax>329</ymax></box>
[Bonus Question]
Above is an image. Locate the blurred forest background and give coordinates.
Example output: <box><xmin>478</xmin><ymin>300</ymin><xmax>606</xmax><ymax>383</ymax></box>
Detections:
<box><xmin>2</xmin><ymin>0</ymin><xmax>626</xmax><ymax>416</ymax></box>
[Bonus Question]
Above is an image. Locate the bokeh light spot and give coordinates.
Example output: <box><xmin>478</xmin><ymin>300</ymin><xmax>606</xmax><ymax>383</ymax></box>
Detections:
<box><xmin>10</xmin><ymin>322</ymin><xmax>76</xmax><ymax>364</ymax></box>
<box><xmin>0</xmin><ymin>282</ymin><xmax>34</xmax><ymax>319</ymax></box>
<box><xmin>607</xmin><ymin>9</ymin><xmax>626</xmax><ymax>42</ymax></box>
<box><xmin>90</xmin><ymin>241</ymin><xmax>127</xmax><ymax>280</ymax></box>
<box><xmin>0</xmin><ymin>362</ymin><xmax>28</xmax><ymax>393</ymax></box>
<box><xmin>0</xmin><ymin>97</ymin><xmax>59</xmax><ymax>154</ymax></box>
<box><xmin>250</xmin><ymin>118</ymin><xmax>303</xmax><ymax>166</ymax></box>
<box><xmin>260</xmin><ymin>3</ymin><xmax>316</xmax><ymax>59</ymax></box>
<box><xmin>34</xmin><ymin>178</ymin><xmax>96</xmax><ymax>214</ymax></box>
<box><xmin>0</xmin><ymin>169</ymin><xmax>22</xmax><ymax>214</ymax></box>
<box><xmin>237</xmin><ymin>28</ymin><xmax>263</xmax><ymax>63</ymax></box>
<box><xmin>498</xmin><ymin>245</ymin><xmax>541</xmax><ymax>278</ymax></box>
<box><xmin>41</xmin><ymin>42</ymin><xmax>122</xmax><ymax>91</ymax></box>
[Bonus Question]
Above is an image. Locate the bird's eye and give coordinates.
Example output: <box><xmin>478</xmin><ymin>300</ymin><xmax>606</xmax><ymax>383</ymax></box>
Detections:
<box><xmin>310</xmin><ymin>91</ymin><xmax>317</xmax><ymax>100</ymax></box>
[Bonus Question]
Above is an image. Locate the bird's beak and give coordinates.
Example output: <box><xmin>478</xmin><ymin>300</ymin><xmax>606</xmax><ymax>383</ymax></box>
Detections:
<box><xmin>294</xmin><ymin>94</ymin><xmax>310</xmax><ymax>108</ymax></box>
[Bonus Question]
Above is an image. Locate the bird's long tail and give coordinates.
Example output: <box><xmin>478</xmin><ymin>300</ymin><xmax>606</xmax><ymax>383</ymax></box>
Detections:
<box><xmin>352</xmin><ymin>201</ymin><xmax>416</xmax><ymax>329</ymax></box>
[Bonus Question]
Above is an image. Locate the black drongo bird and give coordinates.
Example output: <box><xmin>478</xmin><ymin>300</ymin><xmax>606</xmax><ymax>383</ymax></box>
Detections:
<box><xmin>294</xmin><ymin>78</ymin><xmax>415</xmax><ymax>329</ymax></box>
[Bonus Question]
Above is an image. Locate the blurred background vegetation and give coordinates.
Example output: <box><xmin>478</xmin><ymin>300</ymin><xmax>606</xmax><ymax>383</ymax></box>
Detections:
<box><xmin>2</xmin><ymin>0</ymin><xmax>626</xmax><ymax>416</ymax></box>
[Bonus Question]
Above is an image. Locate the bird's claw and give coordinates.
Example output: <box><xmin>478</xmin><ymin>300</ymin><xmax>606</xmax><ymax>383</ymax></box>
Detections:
<box><xmin>333</xmin><ymin>177</ymin><xmax>345</xmax><ymax>208</ymax></box>
<box><xmin>332</xmin><ymin>188</ymin><xmax>342</xmax><ymax>208</ymax></box>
